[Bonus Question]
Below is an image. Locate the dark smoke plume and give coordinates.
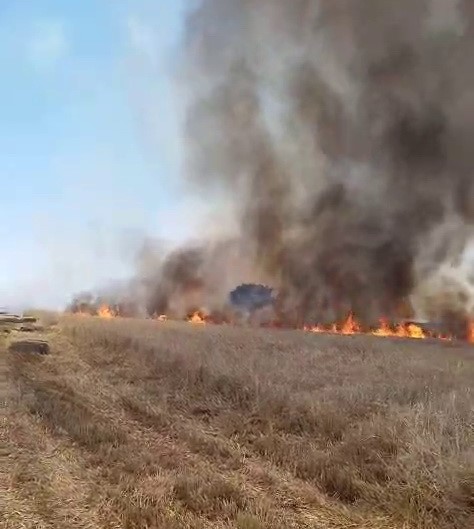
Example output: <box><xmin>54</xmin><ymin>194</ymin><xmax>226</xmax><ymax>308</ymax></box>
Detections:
<box><xmin>138</xmin><ymin>237</ymin><xmax>270</xmax><ymax>318</ymax></box>
<box><xmin>69</xmin><ymin>1</ymin><xmax>474</xmax><ymax>325</ymax></box>
<box><xmin>173</xmin><ymin>0</ymin><xmax>474</xmax><ymax>324</ymax></box>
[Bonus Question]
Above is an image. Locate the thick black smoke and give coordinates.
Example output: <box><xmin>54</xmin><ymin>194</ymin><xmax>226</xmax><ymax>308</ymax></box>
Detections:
<box><xmin>138</xmin><ymin>237</ymin><xmax>271</xmax><ymax>318</ymax></box>
<box><xmin>69</xmin><ymin>1</ymin><xmax>474</xmax><ymax>325</ymax></box>
<box><xmin>173</xmin><ymin>0</ymin><xmax>474</xmax><ymax>324</ymax></box>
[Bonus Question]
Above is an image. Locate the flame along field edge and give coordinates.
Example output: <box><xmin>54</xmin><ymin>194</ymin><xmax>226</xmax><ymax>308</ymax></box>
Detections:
<box><xmin>74</xmin><ymin>305</ymin><xmax>474</xmax><ymax>345</ymax></box>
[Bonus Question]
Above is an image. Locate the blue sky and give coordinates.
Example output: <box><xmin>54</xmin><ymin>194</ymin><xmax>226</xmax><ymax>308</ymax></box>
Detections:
<box><xmin>0</xmin><ymin>0</ymin><xmax>203</xmax><ymax>309</ymax></box>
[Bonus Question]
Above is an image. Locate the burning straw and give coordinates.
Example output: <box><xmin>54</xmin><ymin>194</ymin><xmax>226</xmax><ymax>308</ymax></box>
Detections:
<box><xmin>69</xmin><ymin>1</ymin><xmax>474</xmax><ymax>335</ymax></box>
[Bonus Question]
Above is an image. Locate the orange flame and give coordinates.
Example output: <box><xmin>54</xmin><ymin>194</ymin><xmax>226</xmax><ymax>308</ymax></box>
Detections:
<box><xmin>340</xmin><ymin>312</ymin><xmax>361</xmax><ymax>334</ymax></box>
<box><xmin>371</xmin><ymin>318</ymin><xmax>392</xmax><ymax>337</ymax></box>
<box><xmin>467</xmin><ymin>320</ymin><xmax>474</xmax><ymax>343</ymax></box>
<box><xmin>85</xmin><ymin>303</ymin><xmax>473</xmax><ymax>345</ymax></box>
<box><xmin>98</xmin><ymin>305</ymin><xmax>115</xmax><ymax>319</ymax></box>
<box><xmin>307</xmin><ymin>313</ymin><xmax>430</xmax><ymax>341</ymax></box>
<box><xmin>188</xmin><ymin>311</ymin><xmax>207</xmax><ymax>324</ymax></box>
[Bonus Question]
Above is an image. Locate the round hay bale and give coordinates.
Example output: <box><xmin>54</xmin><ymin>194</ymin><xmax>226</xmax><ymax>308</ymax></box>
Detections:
<box><xmin>8</xmin><ymin>340</ymin><xmax>50</xmax><ymax>355</ymax></box>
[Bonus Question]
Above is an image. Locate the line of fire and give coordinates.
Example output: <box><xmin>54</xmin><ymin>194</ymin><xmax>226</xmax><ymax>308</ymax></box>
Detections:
<box><xmin>67</xmin><ymin>283</ymin><xmax>474</xmax><ymax>345</ymax></box>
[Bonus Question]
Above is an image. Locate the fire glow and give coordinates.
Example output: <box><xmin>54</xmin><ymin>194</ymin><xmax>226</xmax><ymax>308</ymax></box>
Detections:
<box><xmin>90</xmin><ymin>304</ymin><xmax>472</xmax><ymax>344</ymax></box>
<box><xmin>303</xmin><ymin>314</ymin><xmax>443</xmax><ymax>341</ymax></box>
<box><xmin>97</xmin><ymin>305</ymin><xmax>115</xmax><ymax>319</ymax></box>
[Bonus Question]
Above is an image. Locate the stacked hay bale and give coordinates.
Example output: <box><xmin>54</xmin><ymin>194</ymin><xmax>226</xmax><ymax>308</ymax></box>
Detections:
<box><xmin>0</xmin><ymin>310</ymin><xmax>51</xmax><ymax>356</ymax></box>
<box><xmin>0</xmin><ymin>312</ymin><xmax>43</xmax><ymax>334</ymax></box>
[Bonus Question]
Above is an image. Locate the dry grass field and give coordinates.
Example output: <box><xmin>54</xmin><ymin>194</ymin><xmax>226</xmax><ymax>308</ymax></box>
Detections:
<box><xmin>1</xmin><ymin>315</ymin><xmax>473</xmax><ymax>528</ymax></box>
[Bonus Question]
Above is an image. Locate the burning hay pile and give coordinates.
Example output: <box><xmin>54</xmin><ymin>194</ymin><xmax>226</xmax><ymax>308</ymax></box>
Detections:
<box><xmin>69</xmin><ymin>1</ymin><xmax>474</xmax><ymax>343</ymax></box>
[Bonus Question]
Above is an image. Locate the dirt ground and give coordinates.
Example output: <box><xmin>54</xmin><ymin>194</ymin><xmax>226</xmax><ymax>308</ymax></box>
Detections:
<box><xmin>1</xmin><ymin>315</ymin><xmax>473</xmax><ymax>528</ymax></box>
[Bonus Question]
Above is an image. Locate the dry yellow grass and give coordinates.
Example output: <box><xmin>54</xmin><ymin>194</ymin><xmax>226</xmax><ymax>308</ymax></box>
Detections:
<box><xmin>1</xmin><ymin>316</ymin><xmax>473</xmax><ymax>528</ymax></box>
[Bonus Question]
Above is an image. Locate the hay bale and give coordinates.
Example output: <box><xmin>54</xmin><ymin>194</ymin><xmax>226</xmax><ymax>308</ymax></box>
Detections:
<box><xmin>0</xmin><ymin>315</ymin><xmax>22</xmax><ymax>324</ymax></box>
<box><xmin>18</xmin><ymin>323</ymin><xmax>43</xmax><ymax>332</ymax></box>
<box><xmin>8</xmin><ymin>340</ymin><xmax>50</xmax><ymax>355</ymax></box>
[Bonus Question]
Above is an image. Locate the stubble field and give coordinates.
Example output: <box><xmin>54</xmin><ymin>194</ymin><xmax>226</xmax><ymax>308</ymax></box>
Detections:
<box><xmin>1</xmin><ymin>315</ymin><xmax>473</xmax><ymax>528</ymax></box>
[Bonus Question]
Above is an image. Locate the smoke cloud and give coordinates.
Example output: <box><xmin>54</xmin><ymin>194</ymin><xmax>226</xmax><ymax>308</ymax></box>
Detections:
<box><xmin>168</xmin><ymin>0</ymin><xmax>474</xmax><ymax>324</ymax></box>
<box><xmin>70</xmin><ymin>0</ymin><xmax>474</xmax><ymax>325</ymax></box>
